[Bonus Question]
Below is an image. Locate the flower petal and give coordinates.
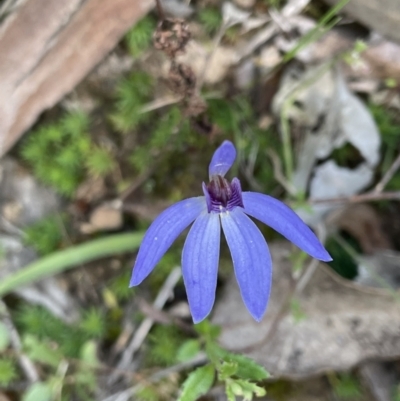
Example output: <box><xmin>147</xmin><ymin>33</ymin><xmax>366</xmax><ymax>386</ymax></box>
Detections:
<box><xmin>182</xmin><ymin>211</ymin><xmax>220</xmax><ymax>323</ymax></box>
<box><xmin>242</xmin><ymin>192</ymin><xmax>332</xmax><ymax>261</ymax></box>
<box><xmin>209</xmin><ymin>140</ymin><xmax>236</xmax><ymax>178</ymax></box>
<box><xmin>130</xmin><ymin>197</ymin><xmax>206</xmax><ymax>286</ymax></box>
<box><xmin>221</xmin><ymin>208</ymin><xmax>272</xmax><ymax>321</ymax></box>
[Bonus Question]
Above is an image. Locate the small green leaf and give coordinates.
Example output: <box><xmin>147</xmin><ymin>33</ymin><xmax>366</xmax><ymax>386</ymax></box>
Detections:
<box><xmin>226</xmin><ymin>382</ymin><xmax>236</xmax><ymax>401</ymax></box>
<box><xmin>227</xmin><ymin>379</ymin><xmax>243</xmax><ymax>396</ymax></box>
<box><xmin>80</xmin><ymin>340</ymin><xmax>99</xmax><ymax>367</ymax></box>
<box><xmin>219</xmin><ymin>360</ymin><xmax>238</xmax><ymax>380</ymax></box>
<box><xmin>230</xmin><ymin>379</ymin><xmax>266</xmax><ymax>400</ymax></box>
<box><xmin>204</xmin><ymin>342</ymin><xmax>225</xmax><ymax>365</ymax></box>
<box><xmin>23</xmin><ymin>382</ymin><xmax>52</xmax><ymax>401</ymax></box>
<box><xmin>194</xmin><ymin>320</ymin><xmax>220</xmax><ymax>341</ymax></box>
<box><xmin>223</xmin><ymin>353</ymin><xmax>269</xmax><ymax>381</ymax></box>
<box><xmin>177</xmin><ymin>340</ymin><xmax>201</xmax><ymax>362</ymax></box>
<box><xmin>177</xmin><ymin>364</ymin><xmax>215</xmax><ymax>401</ymax></box>
<box><xmin>241</xmin><ymin>381</ymin><xmax>266</xmax><ymax>398</ymax></box>
<box><xmin>0</xmin><ymin>322</ymin><xmax>10</xmax><ymax>351</ymax></box>
<box><xmin>23</xmin><ymin>335</ymin><xmax>63</xmax><ymax>367</ymax></box>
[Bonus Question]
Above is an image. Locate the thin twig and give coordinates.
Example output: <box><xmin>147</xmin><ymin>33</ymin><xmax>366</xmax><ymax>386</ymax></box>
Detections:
<box><xmin>102</xmin><ymin>353</ymin><xmax>207</xmax><ymax>401</ymax></box>
<box><xmin>0</xmin><ymin>300</ymin><xmax>39</xmax><ymax>383</ymax></box>
<box><xmin>139</xmin><ymin>96</ymin><xmax>182</xmax><ymax>114</ymax></box>
<box><xmin>308</xmin><ymin>191</ymin><xmax>400</xmax><ymax>205</ymax></box>
<box><xmin>374</xmin><ymin>152</ymin><xmax>400</xmax><ymax>193</ymax></box>
<box><xmin>155</xmin><ymin>0</ymin><xmax>165</xmax><ymax>20</ymax></box>
<box><xmin>138</xmin><ymin>298</ymin><xmax>195</xmax><ymax>334</ymax></box>
<box><xmin>119</xmin><ymin>165</ymin><xmax>158</xmax><ymax>201</ymax></box>
<box><xmin>108</xmin><ymin>267</ymin><xmax>182</xmax><ymax>384</ymax></box>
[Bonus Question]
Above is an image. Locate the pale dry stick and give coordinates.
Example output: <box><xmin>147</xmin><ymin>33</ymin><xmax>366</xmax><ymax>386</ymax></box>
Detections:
<box><xmin>374</xmin><ymin>151</ymin><xmax>400</xmax><ymax>193</ymax></box>
<box><xmin>295</xmin><ymin>225</ymin><xmax>328</xmax><ymax>294</ymax></box>
<box><xmin>108</xmin><ymin>267</ymin><xmax>182</xmax><ymax>385</ymax></box>
<box><xmin>236</xmin><ymin>0</ymin><xmax>310</xmax><ymax>61</ymax></box>
<box><xmin>195</xmin><ymin>23</ymin><xmax>228</xmax><ymax>96</ymax></box>
<box><xmin>236</xmin><ymin>24</ymin><xmax>277</xmax><ymax>61</ymax></box>
<box><xmin>240</xmin><ymin>150</ymin><xmax>263</xmax><ymax>192</ymax></box>
<box><xmin>0</xmin><ymin>214</ymin><xmax>24</xmax><ymax>236</ymax></box>
<box><xmin>294</xmin><ymin>257</ymin><xmax>319</xmax><ymax>295</ymax></box>
<box><xmin>103</xmin><ymin>353</ymin><xmax>207</xmax><ymax>401</ymax></box>
<box><xmin>138</xmin><ymin>95</ymin><xmax>182</xmax><ymax>114</ymax></box>
<box><xmin>308</xmin><ymin>191</ymin><xmax>400</xmax><ymax>205</ymax></box>
<box><xmin>0</xmin><ymin>299</ymin><xmax>39</xmax><ymax>383</ymax></box>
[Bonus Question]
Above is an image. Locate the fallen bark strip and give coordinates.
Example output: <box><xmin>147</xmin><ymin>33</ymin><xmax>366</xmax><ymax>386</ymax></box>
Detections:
<box><xmin>0</xmin><ymin>0</ymin><xmax>154</xmax><ymax>157</ymax></box>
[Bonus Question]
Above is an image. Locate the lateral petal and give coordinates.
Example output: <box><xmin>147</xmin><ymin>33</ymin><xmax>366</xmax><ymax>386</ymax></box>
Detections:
<box><xmin>182</xmin><ymin>211</ymin><xmax>220</xmax><ymax>323</ymax></box>
<box><xmin>130</xmin><ymin>197</ymin><xmax>206</xmax><ymax>286</ymax></box>
<box><xmin>209</xmin><ymin>140</ymin><xmax>236</xmax><ymax>179</ymax></box>
<box><xmin>221</xmin><ymin>208</ymin><xmax>272</xmax><ymax>321</ymax></box>
<box><xmin>242</xmin><ymin>192</ymin><xmax>332</xmax><ymax>261</ymax></box>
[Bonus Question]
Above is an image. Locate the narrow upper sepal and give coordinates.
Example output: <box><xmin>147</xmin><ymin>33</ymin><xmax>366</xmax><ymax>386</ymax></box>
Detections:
<box><xmin>130</xmin><ymin>197</ymin><xmax>206</xmax><ymax>286</ymax></box>
<box><xmin>209</xmin><ymin>140</ymin><xmax>236</xmax><ymax>179</ymax></box>
<box><xmin>242</xmin><ymin>192</ymin><xmax>332</xmax><ymax>262</ymax></box>
<box><xmin>221</xmin><ymin>208</ymin><xmax>272</xmax><ymax>321</ymax></box>
<box><xmin>182</xmin><ymin>212</ymin><xmax>220</xmax><ymax>323</ymax></box>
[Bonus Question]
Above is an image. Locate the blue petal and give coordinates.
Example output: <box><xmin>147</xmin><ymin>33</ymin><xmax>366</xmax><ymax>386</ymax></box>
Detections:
<box><xmin>221</xmin><ymin>208</ymin><xmax>272</xmax><ymax>321</ymax></box>
<box><xmin>182</xmin><ymin>212</ymin><xmax>220</xmax><ymax>323</ymax></box>
<box><xmin>130</xmin><ymin>197</ymin><xmax>206</xmax><ymax>286</ymax></box>
<box><xmin>209</xmin><ymin>140</ymin><xmax>236</xmax><ymax>178</ymax></box>
<box><xmin>242</xmin><ymin>192</ymin><xmax>332</xmax><ymax>261</ymax></box>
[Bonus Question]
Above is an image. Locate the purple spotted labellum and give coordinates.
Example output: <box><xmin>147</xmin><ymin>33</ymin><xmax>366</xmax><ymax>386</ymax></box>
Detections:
<box><xmin>130</xmin><ymin>141</ymin><xmax>332</xmax><ymax>323</ymax></box>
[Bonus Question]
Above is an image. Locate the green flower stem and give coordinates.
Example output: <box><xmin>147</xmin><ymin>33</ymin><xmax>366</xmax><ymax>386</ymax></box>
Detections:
<box><xmin>0</xmin><ymin>232</ymin><xmax>145</xmax><ymax>297</ymax></box>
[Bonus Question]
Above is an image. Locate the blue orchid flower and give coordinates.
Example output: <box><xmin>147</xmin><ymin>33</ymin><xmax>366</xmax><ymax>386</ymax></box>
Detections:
<box><xmin>130</xmin><ymin>140</ymin><xmax>332</xmax><ymax>323</ymax></box>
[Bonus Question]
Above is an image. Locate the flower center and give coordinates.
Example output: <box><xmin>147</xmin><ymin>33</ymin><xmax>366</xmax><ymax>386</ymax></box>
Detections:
<box><xmin>203</xmin><ymin>176</ymin><xmax>244</xmax><ymax>213</ymax></box>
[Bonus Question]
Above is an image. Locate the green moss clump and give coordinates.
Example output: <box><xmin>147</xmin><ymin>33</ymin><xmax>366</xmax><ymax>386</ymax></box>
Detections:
<box><xmin>23</xmin><ymin>214</ymin><xmax>66</xmax><ymax>256</ymax></box>
<box><xmin>146</xmin><ymin>324</ymin><xmax>185</xmax><ymax>367</ymax></box>
<box><xmin>125</xmin><ymin>16</ymin><xmax>156</xmax><ymax>57</ymax></box>
<box><xmin>109</xmin><ymin>72</ymin><xmax>154</xmax><ymax>133</ymax></box>
<box><xmin>21</xmin><ymin>111</ymin><xmax>91</xmax><ymax>196</ymax></box>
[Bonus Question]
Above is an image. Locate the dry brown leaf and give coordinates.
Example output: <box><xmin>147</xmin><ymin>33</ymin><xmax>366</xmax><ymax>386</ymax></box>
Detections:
<box><xmin>213</xmin><ymin>241</ymin><xmax>400</xmax><ymax>379</ymax></box>
<box><xmin>362</xmin><ymin>38</ymin><xmax>400</xmax><ymax>81</ymax></box>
